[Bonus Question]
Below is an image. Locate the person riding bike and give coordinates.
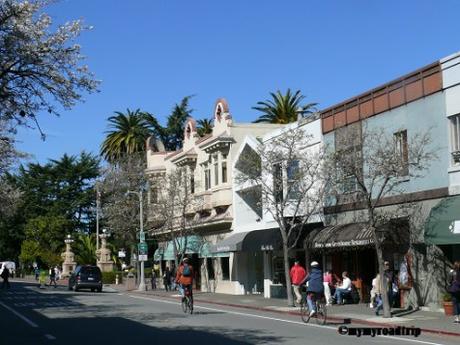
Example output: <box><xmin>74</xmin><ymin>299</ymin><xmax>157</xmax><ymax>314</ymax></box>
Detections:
<box><xmin>300</xmin><ymin>261</ymin><xmax>324</xmax><ymax>317</ymax></box>
<box><xmin>175</xmin><ymin>257</ymin><xmax>194</xmax><ymax>302</ymax></box>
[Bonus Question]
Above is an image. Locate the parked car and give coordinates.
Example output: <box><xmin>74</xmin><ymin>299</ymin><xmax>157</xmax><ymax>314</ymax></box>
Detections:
<box><xmin>68</xmin><ymin>265</ymin><xmax>102</xmax><ymax>292</ymax></box>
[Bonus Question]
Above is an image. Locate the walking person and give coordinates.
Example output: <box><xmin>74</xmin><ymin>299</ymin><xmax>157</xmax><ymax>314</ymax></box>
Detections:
<box><xmin>323</xmin><ymin>270</ymin><xmax>334</xmax><ymax>306</ymax></box>
<box><xmin>290</xmin><ymin>260</ymin><xmax>306</xmax><ymax>306</ymax></box>
<box><xmin>1</xmin><ymin>264</ymin><xmax>10</xmax><ymax>290</ymax></box>
<box><xmin>34</xmin><ymin>267</ymin><xmax>40</xmax><ymax>281</ymax></box>
<box><xmin>372</xmin><ymin>274</ymin><xmax>384</xmax><ymax>316</ymax></box>
<box><xmin>163</xmin><ymin>267</ymin><xmax>171</xmax><ymax>291</ymax></box>
<box><xmin>48</xmin><ymin>267</ymin><xmax>57</xmax><ymax>288</ymax></box>
<box><xmin>448</xmin><ymin>261</ymin><xmax>460</xmax><ymax>324</ymax></box>
<box><xmin>151</xmin><ymin>268</ymin><xmax>157</xmax><ymax>290</ymax></box>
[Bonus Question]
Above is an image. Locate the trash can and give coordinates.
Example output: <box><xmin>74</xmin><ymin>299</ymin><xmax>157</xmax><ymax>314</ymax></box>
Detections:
<box><xmin>125</xmin><ymin>273</ymin><xmax>136</xmax><ymax>290</ymax></box>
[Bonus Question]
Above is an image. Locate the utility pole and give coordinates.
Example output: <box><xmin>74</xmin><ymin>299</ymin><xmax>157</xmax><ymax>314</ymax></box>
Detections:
<box><xmin>96</xmin><ymin>183</ymin><xmax>100</xmax><ymax>252</ymax></box>
<box><xmin>127</xmin><ymin>189</ymin><xmax>146</xmax><ymax>291</ymax></box>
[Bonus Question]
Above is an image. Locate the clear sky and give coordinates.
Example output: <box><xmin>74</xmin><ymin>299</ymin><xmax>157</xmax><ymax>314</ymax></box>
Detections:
<box><xmin>15</xmin><ymin>0</ymin><xmax>460</xmax><ymax>163</ymax></box>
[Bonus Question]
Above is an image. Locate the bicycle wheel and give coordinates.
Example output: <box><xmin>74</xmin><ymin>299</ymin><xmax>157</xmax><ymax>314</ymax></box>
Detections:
<box><xmin>300</xmin><ymin>300</ymin><xmax>311</xmax><ymax>323</ymax></box>
<box><xmin>181</xmin><ymin>297</ymin><xmax>188</xmax><ymax>313</ymax></box>
<box><xmin>315</xmin><ymin>300</ymin><xmax>327</xmax><ymax>325</ymax></box>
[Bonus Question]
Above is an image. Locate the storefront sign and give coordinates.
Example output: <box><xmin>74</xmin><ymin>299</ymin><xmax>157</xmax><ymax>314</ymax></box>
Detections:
<box><xmin>449</xmin><ymin>220</ymin><xmax>460</xmax><ymax>234</ymax></box>
<box><xmin>261</xmin><ymin>245</ymin><xmax>274</xmax><ymax>251</ymax></box>
<box><xmin>313</xmin><ymin>238</ymin><xmax>373</xmax><ymax>249</ymax></box>
<box><xmin>216</xmin><ymin>245</ymin><xmax>231</xmax><ymax>252</ymax></box>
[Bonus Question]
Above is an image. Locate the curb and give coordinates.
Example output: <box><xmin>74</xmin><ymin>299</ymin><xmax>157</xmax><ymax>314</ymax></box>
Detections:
<box><xmin>127</xmin><ymin>290</ymin><xmax>460</xmax><ymax>338</ymax></box>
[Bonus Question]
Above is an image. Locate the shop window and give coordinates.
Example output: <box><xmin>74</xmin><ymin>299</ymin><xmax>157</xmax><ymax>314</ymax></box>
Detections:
<box><xmin>287</xmin><ymin>160</ymin><xmax>300</xmax><ymax>199</ymax></box>
<box><xmin>221</xmin><ymin>257</ymin><xmax>230</xmax><ymax>280</ymax></box>
<box><xmin>204</xmin><ymin>164</ymin><xmax>211</xmax><ymax>190</ymax></box>
<box><xmin>206</xmin><ymin>258</ymin><xmax>215</xmax><ymax>280</ymax></box>
<box><xmin>273</xmin><ymin>162</ymin><xmax>283</xmax><ymax>203</ymax></box>
<box><xmin>394</xmin><ymin>130</ymin><xmax>409</xmax><ymax>175</ymax></box>
<box><xmin>214</xmin><ymin>159</ymin><xmax>219</xmax><ymax>186</ymax></box>
<box><xmin>149</xmin><ymin>186</ymin><xmax>158</xmax><ymax>204</ymax></box>
<box><xmin>222</xmin><ymin>161</ymin><xmax>227</xmax><ymax>183</ymax></box>
<box><xmin>449</xmin><ymin>114</ymin><xmax>460</xmax><ymax>164</ymax></box>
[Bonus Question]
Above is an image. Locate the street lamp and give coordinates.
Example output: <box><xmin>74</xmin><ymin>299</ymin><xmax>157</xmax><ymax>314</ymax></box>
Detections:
<box><xmin>126</xmin><ymin>189</ymin><xmax>146</xmax><ymax>291</ymax></box>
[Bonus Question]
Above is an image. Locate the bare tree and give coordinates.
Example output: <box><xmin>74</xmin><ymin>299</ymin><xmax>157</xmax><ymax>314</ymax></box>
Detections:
<box><xmin>236</xmin><ymin>125</ymin><xmax>326</xmax><ymax>307</ymax></box>
<box><xmin>149</xmin><ymin>167</ymin><xmax>204</xmax><ymax>268</ymax></box>
<box><xmin>327</xmin><ymin>123</ymin><xmax>437</xmax><ymax>317</ymax></box>
<box><xmin>99</xmin><ymin>153</ymin><xmax>148</xmax><ymax>263</ymax></box>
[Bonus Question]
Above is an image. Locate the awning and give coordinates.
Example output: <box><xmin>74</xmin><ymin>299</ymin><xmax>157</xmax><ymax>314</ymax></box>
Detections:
<box><xmin>199</xmin><ymin>242</ymin><xmax>230</xmax><ymax>258</ymax></box>
<box><xmin>162</xmin><ymin>236</ymin><xmax>202</xmax><ymax>260</ymax></box>
<box><xmin>425</xmin><ymin>196</ymin><xmax>460</xmax><ymax>245</ymax></box>
<box><xmin>307</xmin><ymin>223</ymin><xmax>374</xmax><ymax>249</ymax></box>
<box><xmin>307</xmin><ymin>221</ymin><xmax>409</xmax><ymax>250</ymax></box>
<box><xmin>212</xmin><ymin>228</ymin><xmax>282</xmax><ymax>253</ymax></box>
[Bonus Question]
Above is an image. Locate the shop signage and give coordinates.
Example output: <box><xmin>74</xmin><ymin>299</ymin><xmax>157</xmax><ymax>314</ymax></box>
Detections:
<box><xmin>449</xmin><ymin>220</ymin><xmax>460</xmax><ymax>234</ymax></box>
<box><xmin>261</xmin><ymin>245</ymin><xmax>274</xmax><ymax>251</ymax></box>
<box><xmin>216</xmin><ymin>245</ymin><xmax>231</xmax><ymax>252</ymax></box>
<box><xmin>313</xmin><ymin>238</ymin><xmax>373</xmax><ymax>249</ymax></box>
<box><xmin>138</xmin><ymin>254</ymin><xmax>148</xmax><ymax>261</ymax></box>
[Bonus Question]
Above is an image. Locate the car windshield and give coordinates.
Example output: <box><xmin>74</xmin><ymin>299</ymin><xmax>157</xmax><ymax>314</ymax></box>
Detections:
<box><xmin>81</xmin><ymin>267</ymin><xmax>101</xmax><ymax>275</ymax></box>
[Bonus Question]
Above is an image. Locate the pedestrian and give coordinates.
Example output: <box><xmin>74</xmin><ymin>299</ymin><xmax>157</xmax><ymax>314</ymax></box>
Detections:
<box><xmin>55</xmin><ymin>266</ymin><xmax>61</xmax><ymax>281</ymax></box>
<box><xmin>170</xmin><ymin>265</ymin><xmax>177</xmax><ymax>291</ymax></box>
<box><xmin>384</xmin><ymin>261</ymin><xmax>397</xmax><ymax>308</ymax></box>
<box><xmin>34</xmin><ymin>267</ymin><xmax>40</xmax><ymax>281</ymax></box>
<box><xmin>323</xmin><ymin>270</ymin><xmax>334</xmax><ymax>306</ymax></box>
<box><xmin>48</xmin><ymin>267</ymin><xmax>57</xmax><ymax>288</ymax></box>
<box><xmin>372</xmin><ymin>273</ymin><xmax>384</xmax><ymax>316</ymax></box>
<box><xmin>332</xmin><ymin>271</ymin><xmax>352</xmax><ymax>304</ymax></box>
<box><xmin>1</xmin><ymin>264</ymin><xmax>10</xmax><ymax>290</ymax></box>
<box><xmin>151</xmin><ymin>268</ymin><xmax>157</xmax><ymax>290</ymax></box>
<box><xmin>163</xmin><ymin>267</ymin><xmax>171</xmax><ymax>291</ymax></box>
<box><xmin>448</xmin><ymin>261</ymin><xmax>460</xmax><ymax>324</ymax></box>
<box><xmin>289</xmin><ymin>260</ymin><xmax>306</xmax><ymax>306</ymax></box>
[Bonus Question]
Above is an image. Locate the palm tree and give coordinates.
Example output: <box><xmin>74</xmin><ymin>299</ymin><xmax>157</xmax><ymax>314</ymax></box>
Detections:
<box><xmin>100</xmin><ymin>109</ymin><xmax>150</xmax><ymax>163</ymax></box>
<box><xmin>253</xmin><ymin>89</ymin><xmax>318</xmax><ymax>124</ymax></box>
<box><xmin>196</xmin><ymin>118</ymin><xmax>213</xmax><ymax>137</ymax></box>
<box><xmin>143</xmin><ymin>96</ymin><xmax>194</xmax><ymax>151</ymax></box>
<box><xmin>74</xmin><ymin>234</ymin><xmax>97</xmax><ymax>265</ymax></box>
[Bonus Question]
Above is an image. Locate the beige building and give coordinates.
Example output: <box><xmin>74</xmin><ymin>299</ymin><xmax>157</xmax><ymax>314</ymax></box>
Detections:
<box><xmin>146</xmin><ymin>98</ymin><xmax>284</xmax><ymax>294</ymax></box>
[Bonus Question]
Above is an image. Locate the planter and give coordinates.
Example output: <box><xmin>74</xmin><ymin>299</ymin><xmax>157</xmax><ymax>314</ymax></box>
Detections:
<box><xmin>443</xmin><ymin>301</ymin><xmax>454</xmax><ymax>316</ymax></box>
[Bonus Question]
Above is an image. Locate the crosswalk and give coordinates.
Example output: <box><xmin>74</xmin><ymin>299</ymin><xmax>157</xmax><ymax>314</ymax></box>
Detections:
<box><xmin>0</xmin><ymin>288</ymin><xmax>80</xmax><ymax>308</ymax></box>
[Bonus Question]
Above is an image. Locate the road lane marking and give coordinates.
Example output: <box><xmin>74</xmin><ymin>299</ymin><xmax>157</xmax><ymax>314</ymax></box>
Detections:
<box><xmin>127</xmin><ymin>295</ymin><xmax>447</xmax><ymax>345</ymax></box>
<box><xmin>0</xmin><ymin>300</ymin><xmax>38</xmax><ymax>328</ymax></box>
<box><xmin>45</xmin><ymin>334</ymin><xmax>56</xmax><ymax>340</ymax></box>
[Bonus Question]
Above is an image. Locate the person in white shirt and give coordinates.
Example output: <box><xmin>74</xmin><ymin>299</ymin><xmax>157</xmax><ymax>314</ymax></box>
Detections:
<box><xmin>333</xmin><ymin>271</ymin><xmax>352</xmax><ymax>304</ymax></box>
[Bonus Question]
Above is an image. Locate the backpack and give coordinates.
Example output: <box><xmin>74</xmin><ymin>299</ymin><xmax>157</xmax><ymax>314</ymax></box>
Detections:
<box><xmin>182</xmin><ymin>264</ymin><xmax>191</xmax><ymax>277</ymax></box>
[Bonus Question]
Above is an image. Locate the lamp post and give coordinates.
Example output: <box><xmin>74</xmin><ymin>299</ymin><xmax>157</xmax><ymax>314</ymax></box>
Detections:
<box><xmin>127</xmin><ymin>189</ymin><xmax>146</xmax><ymax>291</ymax></box>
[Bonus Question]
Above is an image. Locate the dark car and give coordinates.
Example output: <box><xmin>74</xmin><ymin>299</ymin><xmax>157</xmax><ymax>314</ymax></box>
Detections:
<box><xmin>68</xmin><ymin>265</ymin><xmax>103</xmax><ymax>292</ymax></box>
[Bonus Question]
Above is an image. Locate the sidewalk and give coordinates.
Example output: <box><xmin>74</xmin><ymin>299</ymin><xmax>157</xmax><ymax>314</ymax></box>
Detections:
<box><xmin>112</xmin><ymin>284</ymin><xmax>460</xmax><ymax>337</ymax></box>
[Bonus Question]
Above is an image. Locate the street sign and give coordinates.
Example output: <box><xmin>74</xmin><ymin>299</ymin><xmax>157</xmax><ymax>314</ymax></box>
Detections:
<box><xmin>138</xmin><ymin>254</ymin><xmax>148</xmax><ymax>261</ymax></box>
<box><xmin>139</xmin><ymin>231</ymin><xmax>145</xmax><ymax>242</ymax></box>
<box><xmin>118</xmin><ymin>251</ymin><xmax>126</xmax><ymax>258</ymax></box>
<box><xmin>138</xmin><ymin>242</ymin><xmax>148</xmax><ymax>255</ymax></box>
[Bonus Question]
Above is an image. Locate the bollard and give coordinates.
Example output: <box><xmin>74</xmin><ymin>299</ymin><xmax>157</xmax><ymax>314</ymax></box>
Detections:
<box><xmin>115</xmin><ymin>274</ymin><xmax>119</xmax><ymax>285</ymax></box>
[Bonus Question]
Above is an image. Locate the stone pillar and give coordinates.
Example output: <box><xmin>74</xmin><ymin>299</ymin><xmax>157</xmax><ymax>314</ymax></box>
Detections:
<box><xmin>61</xmin><ymin>235</ymin><xmax>77</xmax><ymax>278</ymax></box>
<box><xmin>97</xmin><ymin>232</ymin><xmax>114</xmax><ymax>272</ymax></box>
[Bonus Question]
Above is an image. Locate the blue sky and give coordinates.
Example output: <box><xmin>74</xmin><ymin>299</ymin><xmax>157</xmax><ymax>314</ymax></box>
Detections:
<box><xmin>16</xmin><ymin>0</ymin><xmax>460</xmax><ymax>163</ymax></box>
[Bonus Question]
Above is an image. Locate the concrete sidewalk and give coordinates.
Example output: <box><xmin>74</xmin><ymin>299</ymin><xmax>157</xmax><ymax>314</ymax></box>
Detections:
<box><xmin>113</xmin><ymin>284</ymin><xmax>460</xmax><ymax>337</ymax></box>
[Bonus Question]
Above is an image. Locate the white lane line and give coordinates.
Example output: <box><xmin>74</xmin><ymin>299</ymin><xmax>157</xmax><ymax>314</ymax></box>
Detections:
<box><xmin>44</xmin><ymin>334</ymin><xmax>56</xmax><ymax>340</ymax></box>
<box><xmin>127</xmin><ymin>295</ymin><xmax>447</xmax><ymax>345</ymax></box>
<box><xmin>0</xmin><ymin>300</ymin><xmax>38</xmax><ymax>328</ymax></box>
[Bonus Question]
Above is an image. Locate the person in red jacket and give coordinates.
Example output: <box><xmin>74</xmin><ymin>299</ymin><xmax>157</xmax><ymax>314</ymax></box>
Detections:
<box><xmin>290</xmin><ymin>260</ymin><xmax>307</xmax><ymax>306</ymax></box>
<box><xmin>175</xmin><ymin>257</ymin><xmax>194</xmax><ymax>302</ymax></box>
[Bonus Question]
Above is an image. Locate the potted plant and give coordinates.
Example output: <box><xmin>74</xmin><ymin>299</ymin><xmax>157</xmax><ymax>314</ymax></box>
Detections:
<box><xmin>443</xmin><ymin>292</ymin><xmax>454</xmax><ymax>316</ymax></box>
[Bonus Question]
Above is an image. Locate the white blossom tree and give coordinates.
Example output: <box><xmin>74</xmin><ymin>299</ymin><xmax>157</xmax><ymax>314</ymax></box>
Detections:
<box><xmin>0</xmin><ymin>0</ymin><xmax>99</xmax><ymax>136</ymax></box>
<box><xmin>326</xmin><ymin>123</ymin><xmax>437</xmax><ymax>318</ymax></box>
<box><xmin>236</xmin><ymin>124</ymin><xmax>327</xmax><ymax>307</ymax></box>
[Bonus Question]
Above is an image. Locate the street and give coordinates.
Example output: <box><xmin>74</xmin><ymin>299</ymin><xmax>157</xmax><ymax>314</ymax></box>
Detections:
<box><xmin>0</xmin><ymin>281</ymin><xmax>457</xmax><ymax>345</ymax></box>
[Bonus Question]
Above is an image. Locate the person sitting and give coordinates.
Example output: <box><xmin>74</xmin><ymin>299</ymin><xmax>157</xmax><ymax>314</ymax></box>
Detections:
<box><xmin>300</xmin><ymin>261</ymin><xmax>324</xmax><ymax>317</ymax></box>
<box><xmin>333</xmin><ymin>271</ymin><xmax>352</xmax><ymax>304</ymax></box>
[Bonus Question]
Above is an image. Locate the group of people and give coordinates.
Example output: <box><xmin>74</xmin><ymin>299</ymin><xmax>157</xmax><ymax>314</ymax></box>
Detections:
<box><xmin>290</xmin><ymin>259</ymin><xmax>403</xmax><ymax>317</ymax></box>
<box><xmin>33</xmin><ymin>266</ymin><xmax>61</xmax><ymax>288</ymax></box>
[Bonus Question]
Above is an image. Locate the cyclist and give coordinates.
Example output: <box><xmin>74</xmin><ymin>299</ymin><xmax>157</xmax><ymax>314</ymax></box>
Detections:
<box><xmin>300</xmin><ymin>261</ymin><xmax>324</xmax><ymax>317</ymax></box>
<box><xmin>175</xmin><ymin>257</ymin><xmax>194</xmax><ymax>302</ymax></box>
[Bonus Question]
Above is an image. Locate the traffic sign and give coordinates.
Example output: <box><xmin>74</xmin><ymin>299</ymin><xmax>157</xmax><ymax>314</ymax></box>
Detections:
<box><xmin>138</xmin><ymin>242</ymin><xmax>148</xmax><ymax>255</ymax></box>
<box><xmin>138</xmin><ymin>254</ymin><xmax>148</xmax><ymax>261</ymax></box>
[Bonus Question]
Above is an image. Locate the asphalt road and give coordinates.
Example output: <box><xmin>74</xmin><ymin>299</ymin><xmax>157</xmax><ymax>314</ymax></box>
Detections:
<box><xmin>0</xmin><ymin>281</ymin><xmax>458</xmax><ymax>345</ymax></box>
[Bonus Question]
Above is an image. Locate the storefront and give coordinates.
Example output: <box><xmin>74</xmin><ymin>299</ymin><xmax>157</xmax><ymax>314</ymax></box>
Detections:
<box><xmin>306</xmin><ymin>221</ymin><xmax>409</xmax><ymax>302</ymax></box>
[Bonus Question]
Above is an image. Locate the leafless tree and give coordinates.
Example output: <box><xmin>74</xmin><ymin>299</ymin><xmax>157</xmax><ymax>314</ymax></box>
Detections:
<box><xmin>236</xmin><ymin>125</ymin><xmax>327</xmax><ymax>307</ymax></box>
<box><xmin>326</xmin><ymin>122</ymin><xmax>437</xmax><ymax>317</ymax></box>
<box><xmin>148</xmin><ymin>167</ymin><xmax>205</xmax><ymax>268</ymax></box>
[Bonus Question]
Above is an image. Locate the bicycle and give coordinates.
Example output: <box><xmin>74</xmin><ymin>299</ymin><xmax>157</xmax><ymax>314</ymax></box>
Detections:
<box><xmin>300</xmin><ymin>293</ymin><xmax>327</xmax><ymax>325</ymax></box>
<box><xmin>180</xmin><ymin>284</ymin><xmax>193</xmax><ymax>314</ymax></box>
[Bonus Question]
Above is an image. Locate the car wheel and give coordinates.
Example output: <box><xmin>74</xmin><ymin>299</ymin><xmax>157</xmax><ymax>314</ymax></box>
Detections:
<box><xmin>97</xmin><ymin>287</ymin><xmax>102</xmax><ymax>293</ymax></box>
<box><xmin>68</xmin><ymin>284</ymin><xmax>73</xmax><ymax>291</ymax></box>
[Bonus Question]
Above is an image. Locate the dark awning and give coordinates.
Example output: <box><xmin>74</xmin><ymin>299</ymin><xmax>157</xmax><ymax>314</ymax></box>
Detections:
<box><xmin>425</xmin><ymin>196</ymin><xmax>460</xmax><ymax>245</ymax></box>
<box><xmin>212</xmin><ymin>228</ymin><xmax>281</xmax><ymax>253</ymax></box>
<box><xmin>307</xmin><ymin>223</ymin><xmax>373</xmax><ymax>250</ymax></box>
